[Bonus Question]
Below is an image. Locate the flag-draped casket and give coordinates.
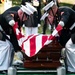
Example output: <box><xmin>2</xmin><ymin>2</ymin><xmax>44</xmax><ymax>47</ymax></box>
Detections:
<box><xmin>24</xmin><ymin>40</ymin><xmax>63</xmax><ymax>69</ymax></box>
<box><xmin>13</xmin><ymin>23</ymin><xmax>63</xmax><ymax>69</ymax></box>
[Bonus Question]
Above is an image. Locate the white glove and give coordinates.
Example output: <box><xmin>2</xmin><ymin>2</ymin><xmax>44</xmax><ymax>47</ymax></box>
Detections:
<box><xmin>59</xmin><ymin>21</ymin><xmax>64</xmax><ymax>27</ymax></box>
<box><xmin>38</xmin><ymin>24</ymin><xmax>41</xmax><ymax>27</ymax></box>
<box><xmin>9</xmin><ymin>20</ymin><xmax>15</xmax><ymax>26</ymax></box>
<box><xmin>0</xmin><ymin>25</ymin><xmax>3</xmax><ymax>31</ymax></box>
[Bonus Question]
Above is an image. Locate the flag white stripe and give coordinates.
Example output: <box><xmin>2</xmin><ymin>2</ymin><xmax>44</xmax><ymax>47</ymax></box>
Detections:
<box><xmin>35</xmin><ymin>35</ymin><xmax>42</xmax><ymax>54</ymax></box>
<box><xmin>23</xmin><ymin>39</ymin><xmax>30</xmax><ymax>57</ymax></box>
<box><xmin>52</xmin><ymin>29</ymin><xmax>58</xmax><ymax>36</ymax></box>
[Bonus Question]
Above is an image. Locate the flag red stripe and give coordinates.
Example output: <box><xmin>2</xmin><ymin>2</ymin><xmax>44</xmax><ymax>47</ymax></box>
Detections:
<box><xmin>42</xmin><ymin>35</ymin><xmax>48</xmax><ymax>46</ymax></box>
<box><xmin>56</xmin><ymin>24</ymin><xmax>63</xmax><ymax>31</ymax></box>
<box><xmin>21</xmin><ymin>41</ymin><xmax>25</xmax><ymax>53</ymax></box>
<box><xmin>30</xmin><ymin>35</ymin><xmax>37</xmax><ymax>57</ymax></box>
<box><xmin>48</xmin><ymin>35</ymin><xmax>55</xmax><ymax>40</ymax></box>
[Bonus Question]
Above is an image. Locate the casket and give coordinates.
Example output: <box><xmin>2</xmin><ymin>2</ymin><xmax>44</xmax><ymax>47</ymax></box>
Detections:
<box><xmin>24</xmin><ymin>40</ymin><xmax>63</xmax><ymax>69</ymax></box>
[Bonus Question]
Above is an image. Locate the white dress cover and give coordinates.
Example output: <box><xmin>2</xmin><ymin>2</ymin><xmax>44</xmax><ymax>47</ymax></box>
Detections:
<box><xmin>0</xmin><ymin>39</ymin><xmax>14</xmax><ymax>70</ymax></box>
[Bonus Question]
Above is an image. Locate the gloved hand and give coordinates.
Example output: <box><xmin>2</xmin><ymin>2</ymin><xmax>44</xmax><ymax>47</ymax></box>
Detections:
<box><xmin>13</xmin><ymin>22</ymin><xmax>18</xmax><ymax>28</ymax></box>
<box><xmin>38</xmin><ymin>24</ymin><xmax>41</xmax><ymax>27</ymax></box>
<box><xmin>9</xmin><ymin>20</ymin><xmax>15</xmax><ymax>26</ymax></box>
<box><xmin>0</xmin><ymin>26</ymin><xmax>3</xmax><ymax>31</ymax></box>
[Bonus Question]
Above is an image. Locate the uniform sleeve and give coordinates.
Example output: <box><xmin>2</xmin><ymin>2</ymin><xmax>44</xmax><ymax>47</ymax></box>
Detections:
<box><xmin>4</xmin><ymin>14</ymin><xmax>15</xmax><ymax>26</ymax></box>
<box><xmin>60</xmin><ymin>9</ymin><xmax>70</xmax><ymax>25</ymax></box>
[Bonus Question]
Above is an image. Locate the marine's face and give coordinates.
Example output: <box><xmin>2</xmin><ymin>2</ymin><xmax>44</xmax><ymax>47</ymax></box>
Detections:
<box><xmin>20</xmin><ymin>12</ymin><xmax>27</xmax><ymax>21</ymax></box>
<box><xmin>47</xmin><ymin>11</ymin><xmax>54</xmax><ymax>25</ymax></box>
<box><xmin>18</xmin><ymin>9</ymin><xmax>27</xmax><ymax>22</ymax></box>
<box><xmin>48</xmin><ymin>9</ymin><xmax>54</xmax><ymax>17</ymax></box>
<box><xmin>48</xmin><ymin>5</ymin><xmax>57</xmax><ymax>16</ymax></box>
<box><xmin>47</xmin><ymin>7</ymin><xmax>57</xmax><ymax>25</ymax></box>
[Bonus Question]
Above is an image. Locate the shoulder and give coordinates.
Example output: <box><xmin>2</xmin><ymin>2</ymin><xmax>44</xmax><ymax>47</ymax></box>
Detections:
<box><xmin>3</xmin><ymin>6</ymin><xmax>20</xmax><ymax>13</ymax></box>
<box><xmin>6</xmin><ymin>6</ymin><xmax>20</xmax><ymax>12</ymax></box>
<box><xmin>59</xmin><ymin>6</ymin><xmax>74</xmax><ymax>13</ymax></box>
<box><xmin>2</xmin><ymin>6</ymin><xmax>20</xmax><ymax>16</ymax></box>
<box><xmin>72</xmin><ymin>5</ymin><xmax>75</xmax><ymax>11</ymax></box>
<box><xmin>59</xmin><ymin>6</ymin><xmax>71</xmax><ymax>10</ymax></box>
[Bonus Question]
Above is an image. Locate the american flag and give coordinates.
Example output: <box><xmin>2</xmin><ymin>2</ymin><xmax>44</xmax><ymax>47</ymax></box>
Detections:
<box><xmin>13</xmin><ymin>22</ymin><xmax>62</xmax><ymax>57</ymax></box>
